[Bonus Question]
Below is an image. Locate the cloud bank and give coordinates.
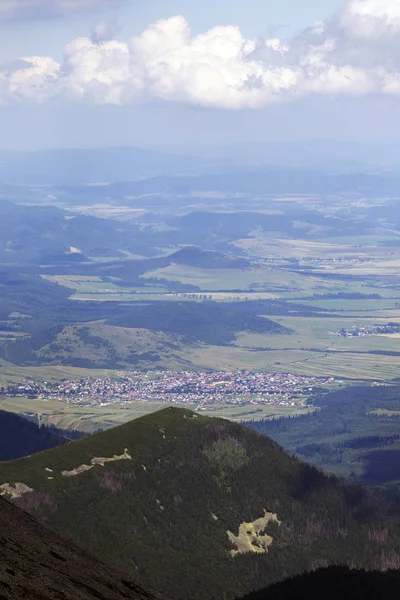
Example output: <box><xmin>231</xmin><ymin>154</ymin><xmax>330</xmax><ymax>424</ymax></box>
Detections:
<box><xmin>3</xmin><ymin>0</ymin><xmax>400</xmax><ymax>109</ymax></box>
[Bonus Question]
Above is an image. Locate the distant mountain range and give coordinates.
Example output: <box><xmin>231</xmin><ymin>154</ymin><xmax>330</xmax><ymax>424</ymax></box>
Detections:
<box><xmin>0</xmin><ymin>147</ymin><xmax>208</xmax><ymax>185</ymax></box>
<box><xmin>2</xmin><ymin>141</ymin><xmax>400</xmax><ymax>186</ymax></box>
<box><xmin>1</xmin><ymin>408</ymin><xmax>400</xmax><ymax>599</ymax></box>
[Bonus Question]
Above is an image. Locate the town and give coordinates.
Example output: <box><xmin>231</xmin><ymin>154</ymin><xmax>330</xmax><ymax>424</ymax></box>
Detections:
<box><xmin>4</xmin><ymin>371</ymin><xmax>335</xmax><ymax>409</ymax></box>
<box><xmin>332</xmin><ymin>322</ymin><xmax>400</xmax><ymax>338</ymax></box>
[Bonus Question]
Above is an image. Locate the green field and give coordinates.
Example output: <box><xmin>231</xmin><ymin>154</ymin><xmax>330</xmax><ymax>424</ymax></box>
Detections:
<box><xmin>0</xmin><ymin>395</ymin><xmax>315</xmax><ymax>432</ymax></box>
<box><xmin>190</xmin><ymin>345</ymin><xmax>400</xmax><ymax>380</ymax></box>
<box><xmin>141</xmin><ymin>264</ymin><xmax>325</xmax><ymax>292</ymax></box>
<box><xmin>0</xmin><ymin>396</ymin><xmax>173</xmax><ymax>432</ymax></box>
<box><xmin>0</xmin><ymin>364</ymin><xmax>123</xmax><ymax>387</ymax></box>
<box><xmin>297</xmin><ymin>299</ymin><xmax>400</xmax><ymax>311</ymax></box>
<box><xmin>42</xmin><ymin>275</ymin><xmax>168</xmax><ymax>302</ymax></box>
<box><xmin>237</xmin><ymin>315</ymin><xmax>400</xmax><ymax>352</ymax></box>
<box><xmin>197</xmin><ymin>403</ymin><xmax>316</xmax><ymax>421</ymax></box>
<box><xmin>233</xmin><ymin>313</ymin><xmax>400</xmax><ymax>380</ymax></box>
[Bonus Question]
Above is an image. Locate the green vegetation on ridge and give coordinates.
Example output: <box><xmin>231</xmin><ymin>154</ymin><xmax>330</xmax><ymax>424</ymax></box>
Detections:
<box><xmin>2</xmin><ymin>409</ymin><xmax>400</xmax><ymax>599</ymax></box>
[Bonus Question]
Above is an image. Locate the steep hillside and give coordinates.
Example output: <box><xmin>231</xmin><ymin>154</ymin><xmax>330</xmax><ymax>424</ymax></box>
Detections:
<box><xmin>240</xmin><ymin>567</ymin><xmax>400</xmax><ymax>600</ymax></box>
<box><xmin>1</xmin><ymin>408</ymin><xmax>400</xmax><ymax>600</ymax></box>
<box><xmin>0</xmin><ymin>495</ymin><xmax>165</xmax><ymax>600</ymax></box>
<box><xmin>0</xmin><ymin>409</ymin><xmax>64</xmax><ymax>460</ymax></box>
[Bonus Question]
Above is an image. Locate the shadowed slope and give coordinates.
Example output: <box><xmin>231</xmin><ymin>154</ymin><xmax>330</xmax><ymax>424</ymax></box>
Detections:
<box><xmin>0</xmin><ymin>409</ymin><xmax>64</xmax><ymax>461</ymax></box>
<box><xmin>0</xmin><ymin>495</ymin><xmax>165</xmax><ymax>600</ymax></box>
<box><xmin>241</xmin><ymin>566</ymin><xmax>400</xmax><ymax>600</ymax></box>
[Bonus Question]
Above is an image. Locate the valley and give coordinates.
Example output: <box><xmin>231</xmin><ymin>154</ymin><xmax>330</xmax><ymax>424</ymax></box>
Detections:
<box><xmin>2</xmin><ymin>156</ymin><xmax>400</xmax><ymax>493</ymax></box>
<box><xmin>2</xmin><ymin>165</ymin><xmax>400</xmax><ymax>443</ymax></box>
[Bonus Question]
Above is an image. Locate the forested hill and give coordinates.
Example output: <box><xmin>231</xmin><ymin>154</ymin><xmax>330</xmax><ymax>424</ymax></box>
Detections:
<box><xmin>166</xmin><ymin>246</ymin><xmax>250</xmax><ymax>269</ymax></box>
<box><xmin>2</xmin><ymin>408</ymin><xmax>400</xmax><ymax>599</ymax></box>
<box><xmin>0</xmin><ymin>410</ymin><xmax>65</xmax><ymax>461</ymax></box>
<box><xmin>241</xmin><ymin>567</ymin><xmax>400</xmax><ymax>600</ymax></box>
<box><xmin>244</xmin><ymin>385</ymin><xmax>400</xmax><ymax>488</ymax></box>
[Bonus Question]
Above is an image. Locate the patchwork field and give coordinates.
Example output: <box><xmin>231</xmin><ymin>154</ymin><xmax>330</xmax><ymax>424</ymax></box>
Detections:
<box><xmin>237</xmin><ymin>315</ymin><xmax>400</xmax><ymax>352</ymax></box>
<box><xmin>234</xmin><ymin>313</ymin><xmax>400</xmax><ymax>380</ymax></box>
<box><xmin>192</xmin><ymin>345</ymin><xmax>400</xmax><ymax>380</ymax></box>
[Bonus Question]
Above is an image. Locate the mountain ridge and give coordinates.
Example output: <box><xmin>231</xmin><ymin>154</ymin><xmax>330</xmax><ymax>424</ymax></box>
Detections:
<box><xmin>1</xmin><ymin>407</ymin><xmax>400</xmax><ymax>599</ymax></box>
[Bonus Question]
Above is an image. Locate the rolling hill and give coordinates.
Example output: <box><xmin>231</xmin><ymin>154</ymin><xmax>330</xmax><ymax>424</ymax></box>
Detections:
<box><xmin>1</xmin><ymin>408</ymin><xmax>400</xmax><ymax>599</ymax></box>
<box><xmin>0</xmin><ymin>201</ymin><xmax>151</xmax><ymax>264</ymax></box>
<box><xmin>2</xmin><ymin>300</ymin><xmax>289</xmax><ymax>368</ymax></box>
<box><xmin>0</xmin><ymin>494</ymin><xmax>165</xmax><ymax>600</ymax></box>
<box><xmin>165</xmin><ymin>247</ymin><xmax>250</xmax><ymax>269</ymax></box>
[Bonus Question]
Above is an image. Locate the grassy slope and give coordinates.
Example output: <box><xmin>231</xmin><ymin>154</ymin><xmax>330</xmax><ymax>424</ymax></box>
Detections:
<box><xmin>1</xmin><ymin>409</ymin><xmax>400</xmax><ymax>599</ymax></box>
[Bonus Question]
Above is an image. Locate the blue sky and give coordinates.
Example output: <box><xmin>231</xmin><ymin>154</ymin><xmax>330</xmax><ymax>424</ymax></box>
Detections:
<box><xmin>1</xmin><ymin>0</ymin><xmax>400</xmax><ymax>150</ymax></box>
<box><xmin>0</xmin><ymin>0</ymin><xmax>345</xmax><ymax>59</ymax></box>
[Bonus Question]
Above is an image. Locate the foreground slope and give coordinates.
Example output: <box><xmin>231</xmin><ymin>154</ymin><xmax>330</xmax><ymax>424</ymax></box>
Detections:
<box><xmin>1</xmin><ymin>408</ymin><xmax>400</xmax><ymax>599</ymax></box>
<box><xmin>0</xmin><ymin>495</ymin><xmax>165</xmax><ymax>600</ymax></box>
<box><xmin>241</xmin><ymin>567</ymin><xmax>400</xmax><ymax>600</ymax></box>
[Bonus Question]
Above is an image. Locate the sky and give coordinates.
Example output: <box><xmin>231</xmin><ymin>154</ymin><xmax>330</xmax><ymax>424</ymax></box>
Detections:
<box><xmin>1</xmin><ymin>0</ymin><xmax>400</xmax><ymax>150</ymax></box>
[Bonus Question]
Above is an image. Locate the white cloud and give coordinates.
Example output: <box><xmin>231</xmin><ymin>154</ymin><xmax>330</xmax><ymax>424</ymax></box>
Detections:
<box><xmin>0</xmin><ymin>0</ymin><xmax>122</xmax><ymax>21</ymax></box>
<box><xmin>0</xmin><ymin>57</ymin><xmax>60</xmax><ymax>104</ymax></box>
<box><xmin>62</xmin><ymin>37</ymin><xmax>131</xmax><ymax>104</ymax></box>
<box><xmin>126</xmin><ymin>16</ymin><xmax>299</xmax><ymax>109</ymax></box>
<box><xmin>4</xmin><ymin>0</ymin><xmax>400</xmax><ymax>109</ymax></box>
<box><xmin>338</xmin><ymin>0</ymin><xmax>400</xmax><ymax>38</ymax></box>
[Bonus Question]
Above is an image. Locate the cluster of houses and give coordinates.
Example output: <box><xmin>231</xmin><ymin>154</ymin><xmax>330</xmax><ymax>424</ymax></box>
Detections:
<box><xmin>6</xmin><ymin>370</ymin><xmax>334</xmax><ymax>408</ymax></box>
<box><xmin>333</xmin><ymin>323</ymin><xmax>400</xmax><ymax>338</ymax></box>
